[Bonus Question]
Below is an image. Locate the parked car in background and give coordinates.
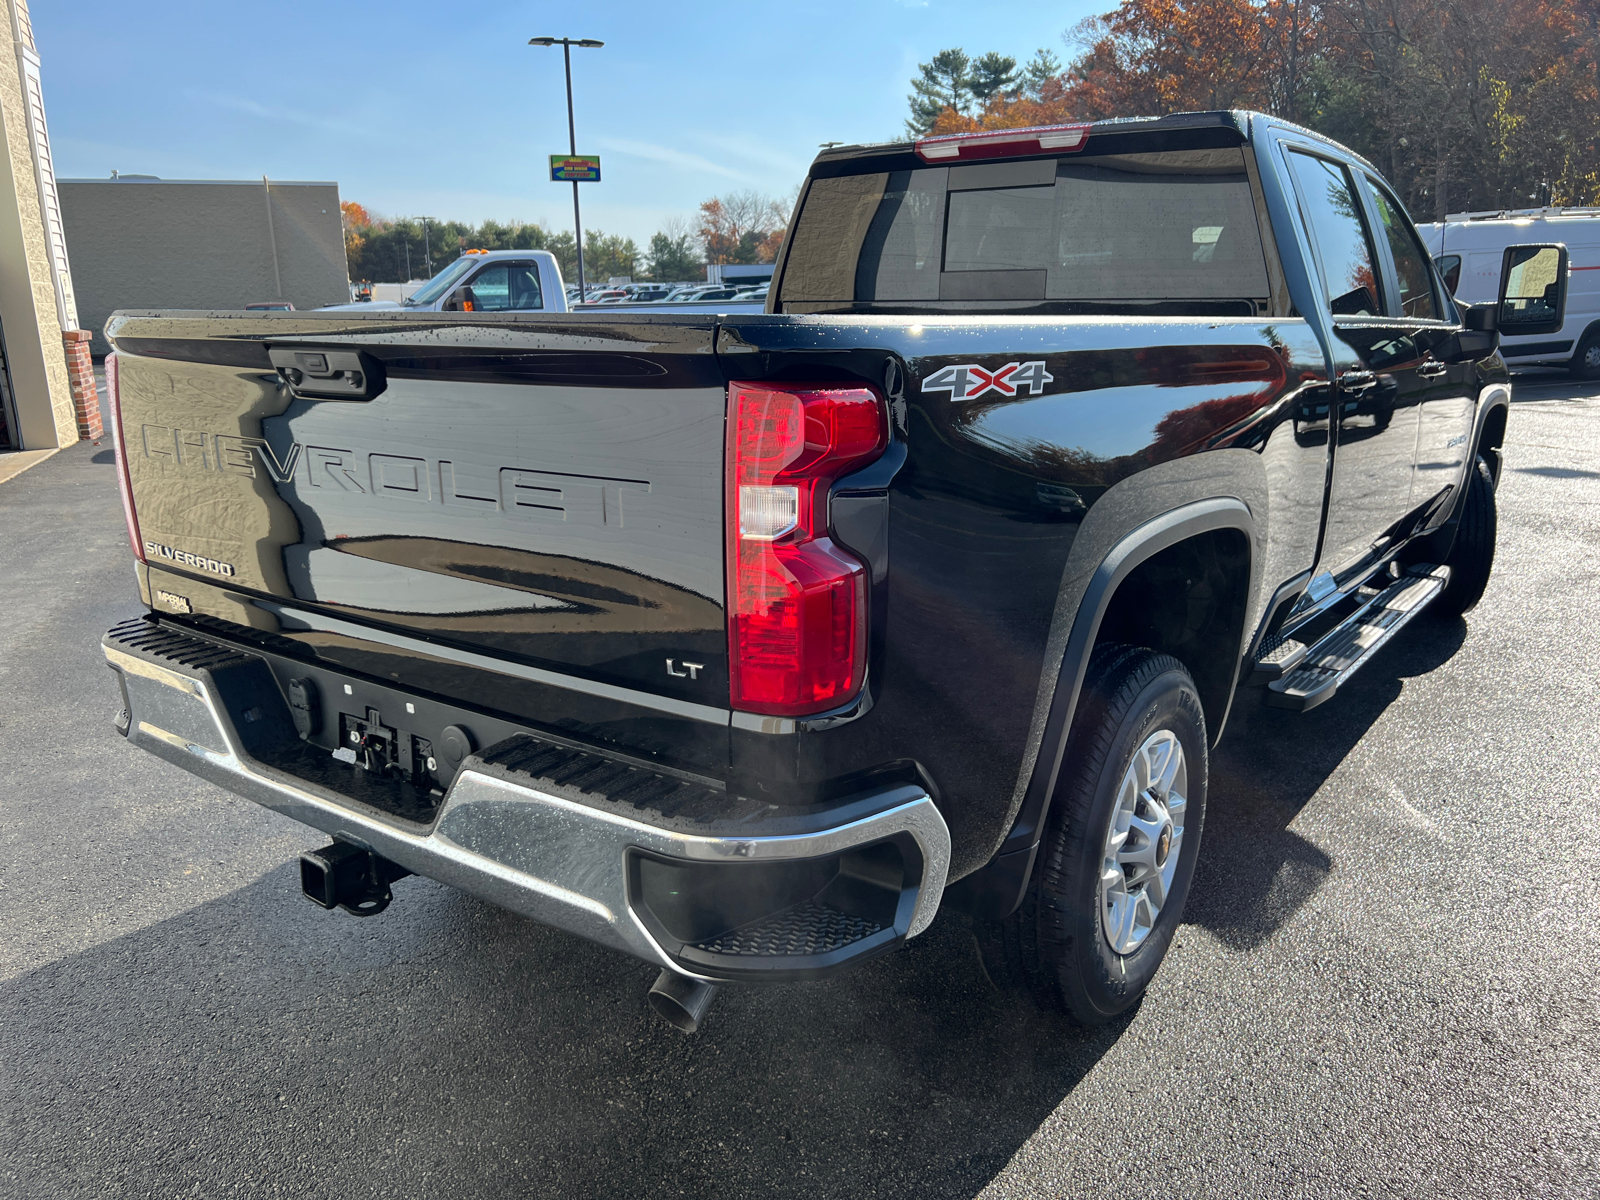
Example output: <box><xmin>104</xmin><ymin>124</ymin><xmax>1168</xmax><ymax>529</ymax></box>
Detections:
<box><xmin>667</xmin><ymin>286</ymin><xmax>743</xmax><ymax>302</ymax></box>
<box><xmin>322</xmin><ymin>249</ymin><xmax>568</xmax><ymax>315</ymax></box>
<box><xmin>1418</xmin><ymin>207</ymin><xmax>1600</xmax><ymax>379</ymax></box>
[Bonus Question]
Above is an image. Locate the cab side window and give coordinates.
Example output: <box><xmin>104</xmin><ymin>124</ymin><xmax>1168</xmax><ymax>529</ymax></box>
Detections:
<box><xmin>466</xmin><ymin>263</ymin><xmax>544</xmax><ymax>311</ymax></box>
<box><xmin>1364</xmin><ymin>177</ymin><xmax>1439</xmax><ymax>320</ymax></box>
<box><xmin>1287</xmin><ymin>151</ymin><xmax>1383</xmax><ymax>317</ymax></box>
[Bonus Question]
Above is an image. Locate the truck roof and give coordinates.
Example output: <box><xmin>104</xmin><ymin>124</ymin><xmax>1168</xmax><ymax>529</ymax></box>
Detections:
<box><xmin>809</xmin><ymin>110</ymin><xmax>1377</xmax><ymax>178</ymax></box>
<box><xmin>1435</xmin><ymin>207</ymin><xmax>1600</xmax><ymax>224</ymax></box>
<box><xmin>813</xmin><ymin>111</ymin><xmax>1252</xmax><ymax>167</ymax></box>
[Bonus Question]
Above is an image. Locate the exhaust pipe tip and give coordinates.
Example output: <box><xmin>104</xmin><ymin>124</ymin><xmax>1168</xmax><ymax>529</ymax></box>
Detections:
<box><xmin>648</xmin><ymin>969</ymin><xmax>720</xmax><ymax>1033</ymax></box>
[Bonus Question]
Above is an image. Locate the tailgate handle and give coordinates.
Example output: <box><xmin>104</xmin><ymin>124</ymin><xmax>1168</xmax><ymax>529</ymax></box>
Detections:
<box><xmin>268</xmin><ymin>347</ymin><xmax>386</xmax><ymax>401</ymax></box>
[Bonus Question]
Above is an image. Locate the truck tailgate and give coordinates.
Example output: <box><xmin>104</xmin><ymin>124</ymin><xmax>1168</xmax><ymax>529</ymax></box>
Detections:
<box><xmin>109</xmin><ymin>314</ymin><xmax>730</xmax><ymax>707</ymax></box>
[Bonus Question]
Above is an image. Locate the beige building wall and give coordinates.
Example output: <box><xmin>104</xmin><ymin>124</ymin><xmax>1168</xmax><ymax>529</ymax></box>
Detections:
<box><xmin>60</xmin><ymin>178</ymin><xmax>350</xmax><ymax>357</ymax></box>
<box><xmin>0</xmin><ymin>0</ymin><xmax>77</xmax><ymax>449</ymax></box>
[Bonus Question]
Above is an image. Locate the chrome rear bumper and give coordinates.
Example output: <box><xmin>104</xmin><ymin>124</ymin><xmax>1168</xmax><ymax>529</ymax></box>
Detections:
<box><xmin>103</xmin><ymin>624</ymin><xmax>950</xmax><ymax>981</ymax></box>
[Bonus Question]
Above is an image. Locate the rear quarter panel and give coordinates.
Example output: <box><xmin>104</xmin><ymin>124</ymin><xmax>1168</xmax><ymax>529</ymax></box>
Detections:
<box><xmin>722</xmin><ymin>314</ymin><xmax>1331</xmax><ymax>876</ymax></box>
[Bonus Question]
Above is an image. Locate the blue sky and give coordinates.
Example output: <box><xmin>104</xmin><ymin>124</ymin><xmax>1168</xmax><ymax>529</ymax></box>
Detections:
<box><xmin>35</xmin><ymin>0</ymin><xmax>1099</xmax><ymax>248</ymax></box>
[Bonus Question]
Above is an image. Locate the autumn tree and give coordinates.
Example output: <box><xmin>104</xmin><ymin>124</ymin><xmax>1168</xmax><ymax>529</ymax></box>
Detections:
<box><xmin>1310</xmin><ymin>0</ymin><xmax>1600</xmax><ymax>213</ymax></box>
<box><xmin>698</xmin><ymin>191</ymin><xmax>789</xmax><ymax>265</ymax></box>
<box><xmin>340</xmin><ymin>201</ymin><xmax>370</xmax><ymax>273</ymax></box>
<box><xmin>910</xmin><ymin>0</ymin><xmax>1600</xmax><ymax>215</ymax></box>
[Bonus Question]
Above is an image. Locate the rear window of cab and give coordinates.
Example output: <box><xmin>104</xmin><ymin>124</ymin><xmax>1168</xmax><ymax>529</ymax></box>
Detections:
<box><xmin>777</xmin><ymin>146</ymin><xmax>1271</xmax><ymax>315</ymax></box>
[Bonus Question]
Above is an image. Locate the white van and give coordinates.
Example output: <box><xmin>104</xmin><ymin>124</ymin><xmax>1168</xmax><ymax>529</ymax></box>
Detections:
<box><xmin>1416</xmin><ymin>208</ymin><xmax>1600</xmax><ymax>379</ymax></box>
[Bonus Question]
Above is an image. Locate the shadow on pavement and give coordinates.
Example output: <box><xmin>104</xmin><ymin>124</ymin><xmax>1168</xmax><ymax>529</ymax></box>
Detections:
<box><xmin>0</xmin><ymin>556</ymin><xmax>1466</xmax><ymax>1199</ymax></box>
<box><xmin>1188</xmin><ymin>614</ymin><xmax>1468</xmax><ymax>949</ymax></box>
<box><xmin>0</xmin><ymin>859</ymin><xmax>1125</xmax><ymax>1200</ymax></box>
<box><xmin>1513</xmin><ymin>465</ymin><xmax>1600</xmax><ymax>479</ymax></box>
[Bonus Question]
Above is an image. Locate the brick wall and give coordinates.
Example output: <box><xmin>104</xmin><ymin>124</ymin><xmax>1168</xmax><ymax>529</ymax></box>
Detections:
<box><xmin>62</xmin><ymin>328</ymin><xmax>100</xmax><ymax>439</ymax></box>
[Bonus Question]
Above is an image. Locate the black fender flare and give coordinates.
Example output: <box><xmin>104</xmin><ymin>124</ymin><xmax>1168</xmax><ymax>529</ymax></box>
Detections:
<box><xmin>945</xmin><ymin>496</ymin><xmax>1258</xmax><ymax>919</ymax></box>
<box><xmin>1407</xmin><ymin>379</ymin><xmax>1511</xmax><ymax>571</ymax></box>
<box><xmin>1470</xmin><ymin>380</ymin><xmax>1512</xmax><ymax>484</ymax></box>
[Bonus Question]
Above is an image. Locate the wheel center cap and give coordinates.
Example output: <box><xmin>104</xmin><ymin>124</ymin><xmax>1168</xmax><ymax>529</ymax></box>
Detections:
<box><xmin>1155</xmin><ymin>822</ymin><xmax>1173</xmax><ymax>868</ymax></box>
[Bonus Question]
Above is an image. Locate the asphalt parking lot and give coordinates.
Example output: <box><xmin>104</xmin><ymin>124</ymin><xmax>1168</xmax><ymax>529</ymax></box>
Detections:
<box><xmin>2</xmin><ymin>376</ymin><xmax>1597</xmax><ymax>1199</ymax></box>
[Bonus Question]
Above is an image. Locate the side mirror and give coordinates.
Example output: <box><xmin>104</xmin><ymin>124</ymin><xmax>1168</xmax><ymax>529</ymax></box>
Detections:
<box><xmin>1431</xmin><ymin>302</ymin><xmax>1499</xmax><ymax>364</ymax></box>
<box><xmin>442</xmin><ymin>286</ymin><xmax>478</xmax><ymax>313</ymax></box>
<box><xmin>1498</xmin><ymin>243</ymin><xmax>1567</xmax><ymax>336</ymax></box>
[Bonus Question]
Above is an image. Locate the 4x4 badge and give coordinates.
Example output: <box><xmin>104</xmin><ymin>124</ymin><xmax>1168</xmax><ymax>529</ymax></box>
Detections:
<box><xmin>921</xmin><ymin>360</ymin><xmax>1054</xmax><ymax>401</ymax></box>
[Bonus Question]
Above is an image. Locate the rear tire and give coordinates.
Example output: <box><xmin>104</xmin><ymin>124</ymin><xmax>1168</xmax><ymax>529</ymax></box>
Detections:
<box><xmin>1433</xmin><ymin>454</ymin><xmax>1497</xmax><ymax>619</ymax></box>
<box><xmin>1001</xmin><ymin>644</ymin><xmax>1207</xmax><ymax>1024</ymax></box>
<box><xmin>1569</xmin><ymin>331</ymin><xmax>1600</xmax><ymax>382</ymax></box>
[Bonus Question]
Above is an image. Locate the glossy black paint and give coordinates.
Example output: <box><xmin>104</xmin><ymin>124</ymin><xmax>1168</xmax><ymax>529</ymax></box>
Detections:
<box><xmin>107</xmin><ymin>111</ymin><xmax>1511</xmax><ymax>901</ymax></box>
<box><xmin>140</xmin><ymin>565</ymin><xmax>734</xmax><ymax>776</ymax></box>
<box><xmin>720</xmin><ymin>314</ymin><xmax>1330</xmax><ymax>876</ymax></box>
<box><xmin>111</xmin><ymin>313</ymin><xmax>732</xmax><ymax>707</ymax></box>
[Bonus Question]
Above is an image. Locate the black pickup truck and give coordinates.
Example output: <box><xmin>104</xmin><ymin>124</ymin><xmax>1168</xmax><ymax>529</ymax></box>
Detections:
<box><xmin>101</xmin><ymin>111</ymin><xmax>1567</xmax><ymax>1032</ymax></box>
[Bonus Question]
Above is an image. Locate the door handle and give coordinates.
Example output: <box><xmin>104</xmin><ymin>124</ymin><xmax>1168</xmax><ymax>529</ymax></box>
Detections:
<box><xmin>1416</xmin><ymin>360</ymin><xmax>1448</xmax><ymax>379</ymax></box>
<box><xmin>1338</xmin><ymin>370</ymin><xmax>1377</xmax><ymax>393</ymax></box>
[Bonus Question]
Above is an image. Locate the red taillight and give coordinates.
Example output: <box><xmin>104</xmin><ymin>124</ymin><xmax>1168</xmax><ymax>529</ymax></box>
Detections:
<box><xmin>914</xmin><ymin>122</ymin><xmax>1092</xmax><ymax>162</ymax></box>
<box><xmin>106</xmin><ymin>352</ymin><xmax>145</xmax><ymax>564</ymax></box>
<box><xmin>726</xmin><ymin>382</ymin><xmax>887</xmax><ymax>716</ymax></box>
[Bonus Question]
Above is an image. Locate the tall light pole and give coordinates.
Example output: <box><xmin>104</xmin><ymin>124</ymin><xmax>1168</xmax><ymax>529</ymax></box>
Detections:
<box><xmin>529</xmin><ymin>36</ymin><xmax>603</xmax><ymax>301</ymax></box>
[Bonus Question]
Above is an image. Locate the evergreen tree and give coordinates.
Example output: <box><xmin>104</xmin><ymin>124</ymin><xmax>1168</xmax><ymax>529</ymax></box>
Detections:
<box><xmin>584</xmin><ymin>230</ymin><xmax>641</xmax><ymax>281</ymax></box>
<box><xmin>546</xmin><ymin>231</ymin><xmax>577</xmax><ymax>283</ymax></box>
<box><xmin>905</xmin><ymin>49</ymin><xmax>972</xmax><ymax>136</ymax></box>
<box><xmin>968</xmin><ymin>53</ymin><xmax>1020</xmax><ymax>106</ymax></box>
<box><xmin>1020</xmin><ymin>48</ymin><xmax>1062</xmax><ymax>100</ymax></box>
<box><xmin>646</xmin><ymin>231</ymin><xmax>701</xmax><ymax>282</ymax></box>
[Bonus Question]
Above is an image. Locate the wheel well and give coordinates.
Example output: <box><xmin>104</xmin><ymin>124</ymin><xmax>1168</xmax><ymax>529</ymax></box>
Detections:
<box><xmin>1092</xmin><ymin>528</ymin><xmax>1251</xmax><ymax>738</ymax></box>
<box><xmin>1478</xmin><ymin>401</ymin><xmax>1508</xmax><ymax>485</ymax></box>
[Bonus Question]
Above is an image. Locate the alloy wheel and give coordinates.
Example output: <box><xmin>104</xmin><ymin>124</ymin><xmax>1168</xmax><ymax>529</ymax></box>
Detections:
<box><xmin>1100</xmin><ymin>729</ymin><xmax>1189</xmax><ymax>954</ymax></box>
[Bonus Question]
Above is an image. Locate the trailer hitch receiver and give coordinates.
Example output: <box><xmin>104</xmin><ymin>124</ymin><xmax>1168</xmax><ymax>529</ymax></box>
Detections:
<box><xmin>300</xmin><ymin>841</ymin><xmax>412</xmax><ymax>916</ymax></box>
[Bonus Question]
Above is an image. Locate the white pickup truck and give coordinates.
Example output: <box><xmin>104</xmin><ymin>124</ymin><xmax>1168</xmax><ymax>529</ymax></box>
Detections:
<box><xmin>328</xmin><ymin>250</ymin><xmax>570</xmax><ymax>314</ymax></box>
<box><xmin>328</xmin><ymin>249</ymin><xmax>768</xmax><ymax>315</ymax></box>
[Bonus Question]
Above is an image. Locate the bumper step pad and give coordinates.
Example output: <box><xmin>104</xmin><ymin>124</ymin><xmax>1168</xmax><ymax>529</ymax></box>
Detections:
<box><xmin>1266</xmin><ymin>565</ymin><xmax>1447</xmax><ymax>712</ymax></box>
<box><xmin>105</xmin><ymin>617</ymin><xmax>256</xmax><ymax>672</ymax></box>
<box><xmin>694</xmin><ymin>900</ymin><xmax>884</xmax><ymax>958</ymax></box>
<box><xmin>477</xmin><ymin>733</ymin><xmax>772</xmax><ymax>832</ymax></box>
